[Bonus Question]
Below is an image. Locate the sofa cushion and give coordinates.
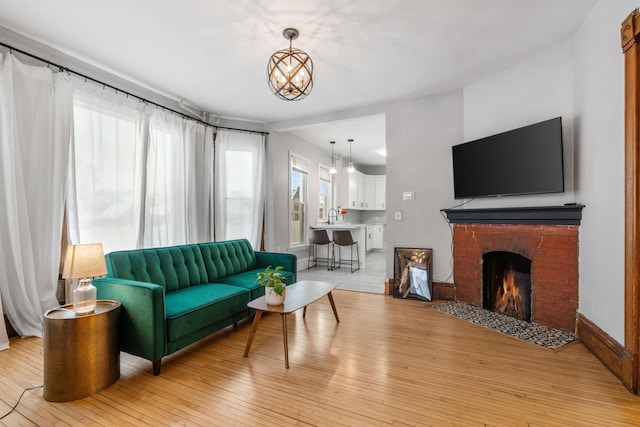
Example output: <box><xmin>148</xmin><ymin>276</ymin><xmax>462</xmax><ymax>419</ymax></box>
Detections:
<box><xmin>105</xmin><ymin>245</ymin><xmax>208</xmax><ymax>292</ymax></box>
<box><xmin>216</xmin><ymin>269</ymin><xmax>297</xmax><ymax>300</ymax></box>
<box><xmin>164</xmin><ymin>284</ymin><xmax>250</xmax><ymax>343</ymax></box>
<box><xmin>199</xmin><ymin>239</ymin><xmax>258</xmax><ymax>281</ymax></box>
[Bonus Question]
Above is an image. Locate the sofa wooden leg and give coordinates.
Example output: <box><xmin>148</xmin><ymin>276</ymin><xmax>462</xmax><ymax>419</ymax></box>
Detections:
<box><xmin>233</xmin><ymin>321</ymin><xmax>238</xmax><ymax>330</ymax></box>
<box><xmin>153</xmin><ymin>359</ymin><xmax>161</xmax><ymax>376</ymax></box>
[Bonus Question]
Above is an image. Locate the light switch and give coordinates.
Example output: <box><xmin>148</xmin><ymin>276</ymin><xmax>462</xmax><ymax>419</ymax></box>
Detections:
<box><xmin>395</xmin><ymin>211</ymin><xmax>402</xmax><ymax>221</ymax></box>
<box><xmin>403</xmin><ymin>192</ymin><xmax>414</xmax><ymax>200</ymax></box>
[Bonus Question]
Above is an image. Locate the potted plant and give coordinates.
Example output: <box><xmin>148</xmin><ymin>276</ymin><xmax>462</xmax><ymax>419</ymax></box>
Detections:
<box><xmin>256</xmin><ymin>265</ymin><xmax>286</xmax><ymax>305</ymax></box>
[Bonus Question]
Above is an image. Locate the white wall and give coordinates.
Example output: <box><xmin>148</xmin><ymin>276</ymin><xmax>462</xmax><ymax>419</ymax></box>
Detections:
<box><xmin>463</xmin><ymin>40</ymin><xmax>576</xmax><ymax>208</ymax></box>
<box><xmin>572</xmin><ymin>0</ymin><xmax>631</xmax><ymax>343</ymax></box>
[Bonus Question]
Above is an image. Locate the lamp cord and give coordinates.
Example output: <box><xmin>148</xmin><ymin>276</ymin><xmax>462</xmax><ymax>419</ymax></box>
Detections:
<box><xmin>0</xmin><ymin>385</ymin><xmax>43</xmax><ymax>421</ymax></box>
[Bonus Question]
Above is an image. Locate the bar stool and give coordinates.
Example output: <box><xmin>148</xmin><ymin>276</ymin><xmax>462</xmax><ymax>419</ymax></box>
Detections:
<box><xmin>331</xmin><ymin>230</ymin><xmax>360</xmax><ymax>273</ymax></box>
<box><xmin>308</xmin><ymin>229</ymin><xmax>334</xmax><ymax>270</ymax></box>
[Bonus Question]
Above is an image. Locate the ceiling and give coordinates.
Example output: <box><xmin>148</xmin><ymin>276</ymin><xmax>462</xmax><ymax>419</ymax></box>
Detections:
<box><xmin>0</xmin><ymin>0</ymin><xmax>598</xmax><ymax>165</ymax></box>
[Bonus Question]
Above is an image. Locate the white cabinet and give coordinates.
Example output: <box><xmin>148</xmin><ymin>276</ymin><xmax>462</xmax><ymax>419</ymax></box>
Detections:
<box><xmin>365</xmin><ymin>176</ymin><xmax>376</xmax><ymax>210</ymax></box>
<box><xmin>346</xmin><ymin>170</ymin><xmax>365</xmax><ymax>209</ymax></box>
<box><xmin>372</xmin><ymin>224</ymin><xmax>384</xmax><ymax>250</ymax></box>
<box><xmin>356</xmin><ymin>172</ymin><xmax>366</xmax><ymax>209</ymax></box>
<box><xmin>347</xmin><ymin>170</ymin><xmax>358</xmax><ymax>209</ymax></box>
<box><xmin>365</xmin><ymin>226</ymin><xmax>374</xmax><ymax>252</ymax></box>
<box><xmin>374</xmin><ymin>175</ymin><xmax>386</xmax><ymax>210</ymax></box>
<box><xmin>337</xmin><ymin>170</ymin><xmax>386</xmax><ymax>211</ymax></box>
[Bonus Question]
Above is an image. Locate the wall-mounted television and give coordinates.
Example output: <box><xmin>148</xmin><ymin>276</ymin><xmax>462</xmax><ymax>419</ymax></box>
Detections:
<box><xmin>452</xmin><ymin>117</ymin><xmax>564</xmax><ymax>199</ymax></box>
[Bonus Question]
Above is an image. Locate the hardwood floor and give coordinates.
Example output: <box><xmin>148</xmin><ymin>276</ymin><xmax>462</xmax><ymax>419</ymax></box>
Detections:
<box><xmin>1</xmin><ymin>290</ymin><xmax>639</xmax><ymax>426</ymax></box>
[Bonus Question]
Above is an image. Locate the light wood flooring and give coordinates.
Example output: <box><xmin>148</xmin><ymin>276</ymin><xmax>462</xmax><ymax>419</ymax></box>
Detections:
<box><xmin>1</xmin><ymin>290</ymin><xmax>639</xmax><ymax>426</ymax></box>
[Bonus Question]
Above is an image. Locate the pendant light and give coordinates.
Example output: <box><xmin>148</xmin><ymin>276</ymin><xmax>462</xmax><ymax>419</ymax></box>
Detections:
<box><xmin>347</xmin><ymin>139</ymin><xmax>355</xmax><ymax>173</ymax></box>
<box><xmin>329</xmin><ymin>141</ymin><xmax>337</xmax><ymax>174</ymax></box>
<box><xmin>267</xmin><ymin>28</ymin><xmax>314</xmax><ymax>101</ymax></box>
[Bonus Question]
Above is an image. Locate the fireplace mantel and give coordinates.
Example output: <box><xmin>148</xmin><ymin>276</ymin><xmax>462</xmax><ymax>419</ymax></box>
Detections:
<box><xmin>442</xmin><ymin>204</ymin><xmax>585</xmax><ymax>225</ymax></box>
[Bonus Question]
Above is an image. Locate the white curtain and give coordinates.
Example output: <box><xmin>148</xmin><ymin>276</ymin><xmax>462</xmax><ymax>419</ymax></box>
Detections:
<box><xmin>214</xmin><ymin>129</ymin><xmax>265</xmax><ymax>248</ymax></box>
<box><xmin>67</xmin><ymin>84</ymin><xmax>146</xmax><ymax>254</ymax></box>
<box><xmin>0</xmin><ymin>54</ymin><xmax>73</xmax><ymax>339</ymax></box>
<box><xmin>68</xmin><ymin>91</ymin><xmax>215</xmax><ymax>252</ymax></box>
<box><xmin>142</xmin><ymin>108</ymin><xmax>214</xmax><ymax>246</ymax></box>
<box><xmin>188</xmin><ymin>124</ymin><xmax>215</xmax><ymax>243</ymax></box>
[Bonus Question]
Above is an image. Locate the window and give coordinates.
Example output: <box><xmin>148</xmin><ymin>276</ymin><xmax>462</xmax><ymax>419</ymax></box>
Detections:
<box><xmin>214</xmin><ymin>129</ymin><xmax>265</xmax><ymax>248</ymax></box>
<box><xmin>224</xmin><ymin>149</ymin><xmax>256</xmax><ymax>239</ymax></box>
<box><xmin>71</xmin><ymin>89</ymin><xmax>214</xmax><ymax>253</ymax></box>
<box><xmin>318</xmin><ymin>164</ymin><xmax>332</xmax><ymax>222</ymax></box>
<box><xmin>290</xmin><ymin>153</ymin><xmax>308</xmax><ymax>247</ymax></box>
<box><xmin>71</xmin><ymin>91</ymin><xmax>141</xmax><ymax>253</ymax></box>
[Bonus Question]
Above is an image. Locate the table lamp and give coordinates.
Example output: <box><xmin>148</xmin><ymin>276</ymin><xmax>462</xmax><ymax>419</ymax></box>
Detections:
<box><xmin>62</xmin><ymin>243</ymin><xmax>107</xmax><ymax>315</ymax></box>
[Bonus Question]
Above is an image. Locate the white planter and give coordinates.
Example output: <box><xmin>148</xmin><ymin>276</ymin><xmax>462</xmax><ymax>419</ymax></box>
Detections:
<box><xmin>265</xmin><ymin>286</ymin><xmax>286</xmax><ymax>305</ymax></box>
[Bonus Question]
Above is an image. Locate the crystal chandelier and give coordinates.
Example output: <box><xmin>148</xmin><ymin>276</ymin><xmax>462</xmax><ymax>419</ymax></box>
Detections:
<box><xmin>267</xmin><ymin>28</ymin><xmax>314</xmax><ymax>101</ymax></box>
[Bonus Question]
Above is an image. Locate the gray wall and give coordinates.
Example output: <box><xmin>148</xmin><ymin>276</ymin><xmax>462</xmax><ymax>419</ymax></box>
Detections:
<box><xmin>263</xmin><ymin>2</ymin><xmax>634</xmax><ymax>347</ymax></box>
<box><xmin>572</xmin><ymin>0</ymin><xmax>630</xmax><ymax>343</ymax></box>
<box><xmin>267</xmin><ymin>90</ymin><xmax>463</xmax><ymax>282</ymax></box>
<box><xmin>264</xmin><ymin>131</ymin><xmax>332</xmax><ymax>265</ymax></box>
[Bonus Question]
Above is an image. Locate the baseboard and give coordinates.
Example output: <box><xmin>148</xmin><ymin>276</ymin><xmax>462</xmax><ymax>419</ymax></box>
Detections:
<box><xmin>433</xmin><ymin>281</ymin><xmax>455</xmax><ymax>300</ymax></box>
<box><xmin>576</xmin><ymin>313</ymin><xmax>637</xmax><ymax>393</ymax></box>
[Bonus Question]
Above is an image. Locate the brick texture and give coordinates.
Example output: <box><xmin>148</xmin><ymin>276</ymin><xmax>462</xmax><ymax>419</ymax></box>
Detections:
<box><xmin>452</xmin><ymin>223</ymin><xmax>579</xmax><ymax>333</ymax></box>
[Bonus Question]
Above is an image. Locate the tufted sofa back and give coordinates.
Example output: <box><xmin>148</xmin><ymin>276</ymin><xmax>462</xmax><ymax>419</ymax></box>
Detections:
<box><xmin>198</xmin><ymin>239</ymin><xmax>257</xmax><ymax>281</ymax></box>
<box><xmin>105</xmin><ymin>239</ymin><xmax>258</xmax><ymax>293</ymax></box>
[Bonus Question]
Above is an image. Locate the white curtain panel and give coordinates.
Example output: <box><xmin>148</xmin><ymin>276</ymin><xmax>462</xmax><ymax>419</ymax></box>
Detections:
<box><xmin>69</xmin><ymin>87</ymin><xmax>216</xmax><ymax>253</ymax></box>
<box><xmin>214</xmin><ymin>129</ymin><xmax>265</xmax><ymax>249</ymax></box>
<box><xmin>67</xmin><ymin>85</ymin><xmax>146</xmax><ymax>254</ymax></box>
<box><xmin>187</xmin><ymin>123</ymin><xmax>214</xmax><ymax>243</ymax></box>
<box><xmin>0</xmin><ymin>54</ymin><xmax>72</xmax><ymax>338</ymax></box>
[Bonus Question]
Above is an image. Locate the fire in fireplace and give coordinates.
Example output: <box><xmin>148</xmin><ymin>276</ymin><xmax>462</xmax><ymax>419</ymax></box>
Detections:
<box><xmin>483</xmin><ymin>251</ymin><xmax>532</xmax><ymax>322</ymax></box>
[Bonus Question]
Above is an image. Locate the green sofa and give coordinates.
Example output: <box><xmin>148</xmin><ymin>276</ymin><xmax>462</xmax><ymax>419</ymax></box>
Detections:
<box><xmin>93</xmin><ymin>239</ymin><xmax>297</xmax><ymax>375</ymax></box>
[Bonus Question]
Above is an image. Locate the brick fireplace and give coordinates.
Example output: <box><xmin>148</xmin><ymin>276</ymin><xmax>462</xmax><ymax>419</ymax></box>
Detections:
<box><xmin>444</xmin><ymin>205</ymin><xmax>583</xmax><ymax>333</ymax></box>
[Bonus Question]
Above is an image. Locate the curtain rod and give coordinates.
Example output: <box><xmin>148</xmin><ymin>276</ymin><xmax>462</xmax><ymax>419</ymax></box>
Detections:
<box><xmin>0</xmin><ymin>41</ymin><xmax>269</xmax><ymax>136</ymax></box>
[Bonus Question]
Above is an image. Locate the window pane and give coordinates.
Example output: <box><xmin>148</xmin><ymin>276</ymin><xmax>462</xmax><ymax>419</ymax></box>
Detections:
<box><xmin>72</xmin><ymin>99</ymin><xmax>139</xmax><ymax>253</ymax></box>
<box><xmin>318</xmin><ymin>165</ymin><xmax>331</xmax><ymax>222</ymax></box>
<box><xmin>226</xmin><ymin>150</ymin><xmax>255</xmax><ymax>240</ymax></box>
<box><xmin>290</xmin><ymin>153</ymin><xmax>308</xmax><ymax>246</ymax></box>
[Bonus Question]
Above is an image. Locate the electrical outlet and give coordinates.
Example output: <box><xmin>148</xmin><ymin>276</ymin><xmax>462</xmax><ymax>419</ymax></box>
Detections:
<box><xmin>395</xmin><ymin>211</ymin><xmax>402</xmax><ymax>221</ymax></box>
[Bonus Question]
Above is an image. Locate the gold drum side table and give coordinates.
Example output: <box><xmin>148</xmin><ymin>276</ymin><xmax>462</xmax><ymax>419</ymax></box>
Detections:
<box><xmin>43</xmin><ymin>300</ymin><xmax>121</xmax><ymax>402</ymax></box>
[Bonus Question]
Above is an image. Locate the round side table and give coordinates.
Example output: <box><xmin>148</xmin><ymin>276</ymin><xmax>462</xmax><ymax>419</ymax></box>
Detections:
<box><xmin>43</xmin><ymin>300</ymin><xmax>121</xmax><ymax>402</ymax></box>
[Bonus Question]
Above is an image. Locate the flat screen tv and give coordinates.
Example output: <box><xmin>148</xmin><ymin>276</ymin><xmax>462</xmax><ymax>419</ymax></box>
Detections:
<box><xmin>452</xmin><ymin>117</ymin><xmax>564</xmax><ymax>199</ymax></box>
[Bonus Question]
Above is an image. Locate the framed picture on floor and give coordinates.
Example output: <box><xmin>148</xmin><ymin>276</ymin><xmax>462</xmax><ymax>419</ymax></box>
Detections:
<box><xmin>393</xmin><ymin>247</ymin><xmax>433</xmax><ymax>301</ymax></box>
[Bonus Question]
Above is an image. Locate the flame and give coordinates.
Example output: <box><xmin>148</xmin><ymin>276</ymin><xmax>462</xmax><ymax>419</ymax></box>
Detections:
<box><xmin>494</xmin><ymin>267</ymin><xmax>525</xmax><ymax>320</ymax></box>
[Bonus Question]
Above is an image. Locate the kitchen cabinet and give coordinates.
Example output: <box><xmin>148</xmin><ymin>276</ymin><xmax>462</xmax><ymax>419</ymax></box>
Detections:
<box><xmin>365</xmin><ymin>176</ymin><xmax>376</xmax><ymax>209</ymax></box>
<box><xmin>365</xmin><ymin>226</ymin><xmax>374</xmax><ymax>252</ymax></box>
<box><xmin>356</xmin><ymin>172</ymin><xmax>366</xmax><ymax>209</ymax></box>
<box><xmin>375</xmin><ymin>175</ymin><xmax>386</xmax><ymax>210</ymax></box>
<box><xmin>346</xmin><ymin>170</ymin><xmax>365</xmax><ymax>209</ymax></box>
<box><xmin>347</xmin><ymin>170</ymin><xmax>358</xmax><ymax>208</ymax></box>
<box><xmin>372</xmin><ymin>224</ymin><xmax>384</xmax><ymax>250</ymax></box>
<box><xmin>337</xmin><ymin>170</ymin><xmax>386</xmax><ymax>211</ymax></box>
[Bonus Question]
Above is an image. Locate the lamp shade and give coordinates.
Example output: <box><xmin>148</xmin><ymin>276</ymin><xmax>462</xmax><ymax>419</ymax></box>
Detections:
<box><xmin>62</xmin><ymin>244</ymin><xmax>107</xmax><ymax>279</ymax></box>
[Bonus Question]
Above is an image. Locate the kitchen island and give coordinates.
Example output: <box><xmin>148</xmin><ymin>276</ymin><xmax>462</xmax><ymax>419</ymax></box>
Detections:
<box><xmin>309</xmin><ymin>224</ymin><xmax>367</xmax><ymax>269</ymax></box>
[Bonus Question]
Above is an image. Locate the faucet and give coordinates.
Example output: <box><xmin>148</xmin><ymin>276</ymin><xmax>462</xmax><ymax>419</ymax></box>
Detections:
<box><xmin>327</xmin><ymin>208</ymin><xmax>340</xmax><ymax>225</ymax></box>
